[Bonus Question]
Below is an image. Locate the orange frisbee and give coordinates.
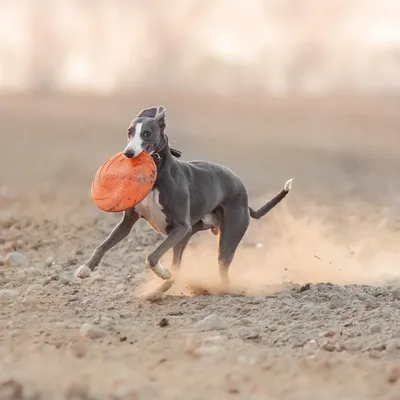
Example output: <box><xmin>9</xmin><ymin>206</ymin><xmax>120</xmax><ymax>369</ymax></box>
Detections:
<box><xmin>91</xmin><ymin>152</ymin><xmax>157</xmax><ymax>212</ymax></box>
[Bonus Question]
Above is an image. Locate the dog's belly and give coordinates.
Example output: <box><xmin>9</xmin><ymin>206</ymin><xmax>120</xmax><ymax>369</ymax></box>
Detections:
<box><xmin>134</xmin><ymin>189</ymin><xmax>168</xmax><ymax>235</ymax></box>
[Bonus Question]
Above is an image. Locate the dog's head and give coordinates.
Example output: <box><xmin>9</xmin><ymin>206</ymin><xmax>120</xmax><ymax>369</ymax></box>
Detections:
<box><xmin>124</xmin><ymin>106</ymin><xmax>166</xmax><ymax>159</ymax></box>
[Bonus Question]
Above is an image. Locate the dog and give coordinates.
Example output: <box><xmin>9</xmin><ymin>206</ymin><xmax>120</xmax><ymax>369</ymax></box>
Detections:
<box><xmin>75</xmin><ymin>106</ymin><xmax>293</xmax><ymax>300</ymax></box>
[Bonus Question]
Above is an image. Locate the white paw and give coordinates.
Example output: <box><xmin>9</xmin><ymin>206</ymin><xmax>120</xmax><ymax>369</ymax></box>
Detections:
<box><xmin>145</xmin><ymin>258</ymin><xmax>171</xmax><ymax>280</ymax></box>
<box><xmin>144</xmin><ymin>279</ymin><xmax>174</xmax><ymax>302</ymax></box>
<box><xmin>75</xmin><ymin>265</ymin><xmax>92</xmax><ymax>279</ymax></box>
<box><xmin>145</xmin><ymin>291</ymin><xmax>164</xmax><ymax>302</ymax></box>
<box><xmin>284</xmin><ymin>178</ymin><xmax>293</xmax><ymax>192</ymax></box>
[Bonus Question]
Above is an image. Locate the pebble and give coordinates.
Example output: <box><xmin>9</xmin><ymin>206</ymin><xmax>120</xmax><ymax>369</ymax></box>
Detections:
<box><xmin>92</xmin><ymin>315</ymin><xmax>114</xmax><ymax>329</ymax></box>
<box><xmin>238</xmin><ymin>356</ymin><xmax>256</xmax><ymax>365</ymax></box>
<box><xmin>24</xmin><ymin>267</ymin><xmax>42</xmax><ymax>278</ymax></box>
<box><xmin>0</xmin><ymin>289</ymin><xmax>19</xmax><ymax>303</ymax></box>
<box><xmin>59</xmin><ymin>272</ymin><xmax>75</xmax><ymax>285</ymax></box>
<box><xmin>369</xmin><ymin>323</ymin><xmax>382</xmax><ymax>334</ymax></box>
<box><xmin>320</xmin><ymin>340</ymin><xmax>342</xmax><ymax>352</ymax></box>
<box><xmin>386</xmin><ymin>340</ymin><xmax>400</xmax><ymax>353</ymax></box>
<box><xmin>9</xmin><ymin>330</ymin><xmax>20</xmax><ymax>338</ymax></box>
<box><xmin>4</xmin><ymin>252</ymin><xmax>29</xmax><ymax>268</ymax></box>
<box><xmin>329</xmin><ymin>296</ymin><xmax>345</xmax><ymax>309</ymax></box>
<box><xmin>79</xmin><ymin>323</ymin><xmax>106</xmax><ymax>339</ymax></box>
<box><xmin>20</xmin><ymin>296</ymin><xmax>37</xmax><ymax>309</ymax></box>
<box><xmin>45</xmin><ymin>256</ymin><xmax>55</xmax><ymax>267</ymax></box>
<box><xmin>194</xmin><ymin>314</ymin><xmax>228</xmax><ymax>332</ymax></box>
<box><xmin>26</xmin><ymin>284</ymin><xmax>44</xmax><ymax>295</ymax></box>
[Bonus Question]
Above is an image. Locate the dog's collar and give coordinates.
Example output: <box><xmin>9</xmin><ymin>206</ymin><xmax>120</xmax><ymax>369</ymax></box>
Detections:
<box><xmin>151</xmin><ymin>133</ymin><xmax>182</xmax><ymax>163</ymax></box>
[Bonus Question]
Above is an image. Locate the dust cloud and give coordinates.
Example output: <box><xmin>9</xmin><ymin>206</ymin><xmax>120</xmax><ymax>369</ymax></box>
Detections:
<box><xmin>136</xmin><ymin>202</ymin><xmax>400</xmax><ymax>297</ymax></box>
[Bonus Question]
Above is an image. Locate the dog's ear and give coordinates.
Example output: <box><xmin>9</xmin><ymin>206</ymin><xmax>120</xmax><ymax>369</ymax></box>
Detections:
<box><xmin>136</xmin><ymin>107</ymin><xmax>158</xmax><ymax>119</ymax></box>
<box><xmin>155</xmin><ymin>106</ymin><xmax>166</xmax><ymax>130</ymax></box>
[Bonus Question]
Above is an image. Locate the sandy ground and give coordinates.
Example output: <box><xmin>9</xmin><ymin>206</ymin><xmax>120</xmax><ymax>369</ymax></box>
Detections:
<box><xmin>2</xmin><ymin>93</ymin><xmax>400</xmax><ymax>399</ymax></box>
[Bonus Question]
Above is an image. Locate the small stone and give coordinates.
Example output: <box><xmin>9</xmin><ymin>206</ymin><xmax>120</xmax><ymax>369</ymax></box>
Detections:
<box><xmin>194</xmin><ymin>314</ymin><xmax>228</xmax><ymax>332</ymax></box>
<box><xmin>26</xmin><ymin>284</ymin><xmax>43</xmax><ymax>295</ymax></box>
<box><xmin>386</xmin><ymin>340</ymin><xmax>400</xmax><ymax>353</ymax></box>
<box><xmin>24</xmin><ymin>267</ymin><xmax>42</xmax><ymax>278</ymax></box>
<box><xmin>4</xmin><ymin>252</ymin><xmax>29</xmax><ymax>268</ymax></box>
<box><xmin>357</xmin><ymin>292</ymin><xmax>370</xmax><ymax>301</ymax></box>
<box><xmin>329</xmin><ymin>296</ymin><xmax>345</xmax><ymax>309</ymax></box>
<box><xmin>0</xmin><ymin>289</ymin><xmax>19</xmax><ymax>303</ymax></box>
<box><xmin>369</xmin><ymin>324</ymin><xmax>382</xmax><ymax>334</ymax></box>
<box><xmin>45</xmin><ymin>256</ymin><xmax>54</xmax><ymax>267</ymax></box>
<box><xmin>94</xmin><ymin>315</ymin><xmax>114</xmax><ymax>329</ymax></box>
<box><xmin>20</xmin><ymin>297</ymin><xmax>37</xmax><ymax>309</ymax></box>
<box><xmin>9</xmin><ymin>330</ymin><xmax>20</xmax><ymax>338</ymax></box>
<box><xmin>79</xmin><ymin>323</ymin><xmax>106</xmax><ymax>339</ymax></box>
<box><xmin>321</xmin><ymin>340</ymin><xmax>341</xmax><ymax>352</ymax></box>
<box><xmin>158</xmin><ymin>318</ymin><xmax>169</xmax><ymax>327</ymax></box>
<box><xmin>297</xmin><ymin>283</ymin><xmax>311</xmax><ymax>293</ymax></box>
<box><xmin>59</xmin><ymin>272</ymin><xmax>75</xmax><ymax>285</ymax></box>
<box><xmin>365</xmin><ymin>299</ymin><xmax>379</xmax><ymax>310</ymax></box>
<box><xmin>238</xmin><ymin>356</ymin><xmax>256</xmax><ymax>365</ymax></box>
<box><xmin>0</xmin><ymin>255</ymin><xmax>4</xmax><ymax>266</ymax></box>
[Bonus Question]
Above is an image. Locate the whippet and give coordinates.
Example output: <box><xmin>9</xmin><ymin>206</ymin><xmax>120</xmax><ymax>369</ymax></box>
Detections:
<box><xmin>75</xmin><ymin>106</ymin><xmax>293</xmax><ymax>300</ymax></box>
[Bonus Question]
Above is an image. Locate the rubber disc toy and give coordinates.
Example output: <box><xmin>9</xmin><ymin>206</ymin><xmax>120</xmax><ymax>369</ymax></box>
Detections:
<box><xmin>91</xmin><ymin>152</ymin><xmax>157</xmax><ymax>212</ymax></box>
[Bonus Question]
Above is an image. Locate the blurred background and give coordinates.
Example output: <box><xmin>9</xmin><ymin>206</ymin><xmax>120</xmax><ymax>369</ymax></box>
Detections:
<box><xmin>2</xmin><ymin>0</ymin><xmax>400</xmax><ymax>95</ymax></box>
<box><xmin>1</xmin><ymin>0</ymin><xmax>400</xmax><ymax>224</ymax></box>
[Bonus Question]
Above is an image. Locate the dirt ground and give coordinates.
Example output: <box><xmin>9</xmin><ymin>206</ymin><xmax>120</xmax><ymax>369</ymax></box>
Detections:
<box><xmin>2</xmin><ymin>93</ymin><xmax>400</xmax><ymax>399</ymax></box>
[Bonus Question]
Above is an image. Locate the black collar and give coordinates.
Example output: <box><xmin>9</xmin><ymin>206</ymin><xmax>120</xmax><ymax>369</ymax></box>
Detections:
<box><xmin>151</xmin><ymin>133</ymin><xmax>182</xmax><ymax>165</ymax></box>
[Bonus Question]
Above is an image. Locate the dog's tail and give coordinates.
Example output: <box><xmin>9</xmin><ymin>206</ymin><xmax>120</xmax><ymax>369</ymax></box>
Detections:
<box><xmin>249</xmin><ymin>178</ymin><xmax>293</xmax><ymax>220</ymax></box>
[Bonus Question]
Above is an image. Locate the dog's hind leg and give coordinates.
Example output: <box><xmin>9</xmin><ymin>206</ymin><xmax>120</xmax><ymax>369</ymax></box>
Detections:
<box><xmin>75</xmin><ymin>209</ymin><xmax>139</xmax><ymax>279</ymax></box>
<box><xmin>217</xmin><ymin>206</ymin><xmax>250</xmax><ymax>290</ymax></box>
<box><xmin>172</xmin><ymin>221</ymin><xmax>210</xmax><ymax>270</ymax></box>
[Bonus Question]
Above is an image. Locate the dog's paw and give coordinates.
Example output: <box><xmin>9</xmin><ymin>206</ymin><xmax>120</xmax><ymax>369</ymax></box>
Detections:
<box><xmin>144</xmin><ymin>279</ymin><xmax>174</xmax><ymax>302</ymax></box>
<box><xmin>144</xmin><ymin>290</ymin><xmax>164</xmax><ymax>302</ymax></box>
<box><xmin>75</xmin><ymin>265</ymin><xmax>92</xmax><ymax>279</ymax></box>
<box><xmin>145</xmin><ymin>257</ymin><xmax>171</xmax><ymax>280</ymax></box>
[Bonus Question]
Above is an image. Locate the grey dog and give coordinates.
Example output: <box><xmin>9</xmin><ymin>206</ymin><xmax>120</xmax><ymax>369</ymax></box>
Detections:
<box><xmin>75</xmin><ymin>106</ymin><xmax>293</xmax><ymax>300</ymax></box>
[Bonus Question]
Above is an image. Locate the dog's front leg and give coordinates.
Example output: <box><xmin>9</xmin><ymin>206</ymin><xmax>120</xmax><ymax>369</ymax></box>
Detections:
<box><xmin>146</xmin><ymin>224</ymin><xmax>191</xmax><ymax>280</ymax></box>
<box><xmin>75</xmin><ymin>209</ymin><xmax>139</xmax><ymax>278</ymax></box>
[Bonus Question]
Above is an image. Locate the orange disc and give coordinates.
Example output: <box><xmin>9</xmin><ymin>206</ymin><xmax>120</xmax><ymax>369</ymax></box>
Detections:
<box><xmin>91</xmin><ymin>152</ymin><xmax>157</xmax><ymax>212</ymax></box>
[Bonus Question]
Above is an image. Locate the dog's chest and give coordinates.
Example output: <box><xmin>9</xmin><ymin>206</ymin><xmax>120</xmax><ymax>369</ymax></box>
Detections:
<box><xmin>134</xmin><ymin>189</ymin><xmax>168</xmax><ymax>234</ymax></box>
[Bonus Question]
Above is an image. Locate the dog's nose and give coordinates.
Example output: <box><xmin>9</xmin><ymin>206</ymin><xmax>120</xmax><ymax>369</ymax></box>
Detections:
<box><xmin>124</xmin><ymin>150</ymin><xmax>135</xmax><ymax>159</ymax></box>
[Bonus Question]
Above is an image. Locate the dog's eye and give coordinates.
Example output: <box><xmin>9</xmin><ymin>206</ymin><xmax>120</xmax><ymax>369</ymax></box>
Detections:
<box><xmin>142</xmin><ymin>131</ymin><xmax>151</xmax><ymax>138</ymax></box>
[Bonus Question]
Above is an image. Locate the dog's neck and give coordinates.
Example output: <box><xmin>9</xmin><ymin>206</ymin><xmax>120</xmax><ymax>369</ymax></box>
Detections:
<box><xmin>152</xmin><ymin>132</ymin><xmax>172</xmax><ymax>170</ymax></box>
